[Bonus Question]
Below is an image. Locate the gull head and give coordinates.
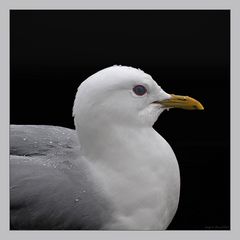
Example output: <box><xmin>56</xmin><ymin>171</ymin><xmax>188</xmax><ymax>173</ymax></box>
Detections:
<box><xmin>73</xmin><ymin>66</ymin><xmax>204</xmax><ymax>129</ymax></box>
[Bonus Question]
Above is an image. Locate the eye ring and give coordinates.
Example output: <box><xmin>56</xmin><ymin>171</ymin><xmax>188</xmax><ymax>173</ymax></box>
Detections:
<box><xmin>132</xmin><ymin>85</ymin><xmax>147</xmax><ymax>96</ymax></box>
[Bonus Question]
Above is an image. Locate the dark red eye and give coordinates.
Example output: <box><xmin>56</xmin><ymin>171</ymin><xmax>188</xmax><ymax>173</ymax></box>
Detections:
<box><xmin>133</xmin><ymin>85</ymin><xmax>147</xmax><ymax>96</ymax></box>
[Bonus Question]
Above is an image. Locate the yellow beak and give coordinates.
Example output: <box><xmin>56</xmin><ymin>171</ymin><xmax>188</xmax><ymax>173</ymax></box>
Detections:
<box><xmin>157</xmin><ymin>94</ymin><xmax>204</xmax><ymax>110</ymax></box>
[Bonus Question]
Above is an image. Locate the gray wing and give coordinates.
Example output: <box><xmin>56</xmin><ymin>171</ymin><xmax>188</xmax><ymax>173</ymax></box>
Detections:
<box><xmin>10</xmin><ymin>125</ymin><xmax>80</xmax><ymax>158</ymax></box>
<box><xmin>10</xmin><ymin>125</ymin><xmax>113</xmax><ymax>230</ymax></box>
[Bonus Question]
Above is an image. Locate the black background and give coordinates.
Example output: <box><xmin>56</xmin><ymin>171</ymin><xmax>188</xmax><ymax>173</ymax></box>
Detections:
<box><xmin>10</xmin><ymin>10</ymin><xmax>230</xmax><ymax>230</ymax></box>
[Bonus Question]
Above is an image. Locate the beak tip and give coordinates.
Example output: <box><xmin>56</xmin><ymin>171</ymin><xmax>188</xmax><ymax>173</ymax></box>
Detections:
<box><xmin>196</xmin><ymin>103</ymin><xmax>204</xmax><ymax>110</ymax></box>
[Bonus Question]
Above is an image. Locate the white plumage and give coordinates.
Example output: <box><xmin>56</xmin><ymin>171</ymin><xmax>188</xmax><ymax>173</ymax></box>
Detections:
<box><xmin>10</xmin><ymin>66</ymin><xmax>203</xmax><ymax>230</ymax></box>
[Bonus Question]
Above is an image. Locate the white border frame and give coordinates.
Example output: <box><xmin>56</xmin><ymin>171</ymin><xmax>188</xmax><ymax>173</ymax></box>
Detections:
<box><xmin>1</xmin><ymin>0</ymin><xmax>239</xmax><ymax>240</ymax></box>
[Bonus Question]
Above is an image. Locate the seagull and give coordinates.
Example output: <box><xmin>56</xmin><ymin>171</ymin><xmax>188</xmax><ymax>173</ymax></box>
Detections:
<box><xmin>10</xmin><ymin>66</ymin><xmax>204</xmax><ymax>230</ymax></box>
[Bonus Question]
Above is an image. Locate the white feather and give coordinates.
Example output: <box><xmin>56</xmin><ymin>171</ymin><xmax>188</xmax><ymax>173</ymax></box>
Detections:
<box><xmin>73</xmin><ymin>66</ymin><xmax>180</xmax><ymax>230</ymax></box>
